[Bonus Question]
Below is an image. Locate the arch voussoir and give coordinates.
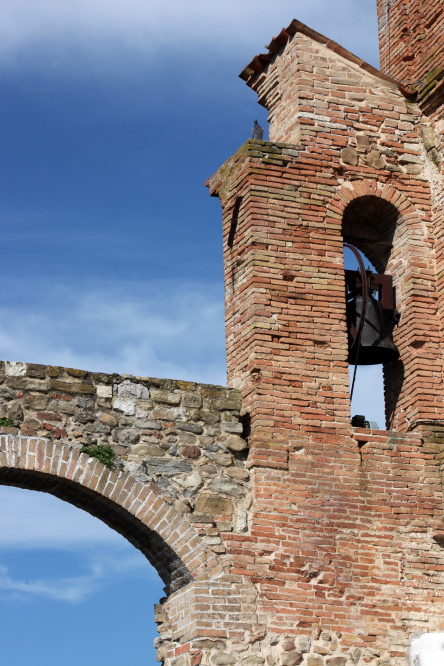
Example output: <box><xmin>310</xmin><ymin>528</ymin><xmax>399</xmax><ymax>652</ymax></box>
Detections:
<box><xmin>0</xmin><ymin>435</ymin><xmax>220</xmax><ymax>595</ymax></box>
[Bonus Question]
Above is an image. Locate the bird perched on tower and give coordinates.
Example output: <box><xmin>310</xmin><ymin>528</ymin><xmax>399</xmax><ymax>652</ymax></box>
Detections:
<box><xmin>252</xmin><ymin>119</ymin><xmax>264</xmax><ymax>140</ymax></box>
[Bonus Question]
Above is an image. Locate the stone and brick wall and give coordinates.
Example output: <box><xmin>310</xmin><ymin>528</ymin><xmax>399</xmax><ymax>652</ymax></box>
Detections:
<box><xmin>3</xmin><ymin>362</ymin><xmax>444</xmax><ymax>666</ymax></box>
<box><xmin>229</xmin><ymin>426</ymin><xmax>444</xmax><ymax>665</ymax></box>
<box><xmin>4</xmin><ymin>7</ymin><xmax>444</xmax><ymax>666</ymax></box>
<box><xmin>204</xmin><ymin>15</ymin><xmax>444</xmax><ymax>666</ymax></box>
<box><xmin>0</xmin><ymin>360</ymin><xmax>253</xmax><ymax>554</ymax></box>
<box><xmin>0</xmin><ymin>360</ymin><xmax>262</xmax><ymax>666</ymax></box>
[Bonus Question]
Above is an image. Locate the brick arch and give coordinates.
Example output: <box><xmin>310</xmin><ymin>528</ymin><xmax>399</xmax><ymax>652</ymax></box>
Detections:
<box><xmin>328</xmin><ymin>178</ymin><xmax>442</xmax><ymax>432</ymax></box>
<box><xmin>331</xmin><ymin>178</ymin><xmax>422</xmax><ymax>271</ymax></box>
<box><xmin>0</xmin><ymin>435</ymin><xmax>220</xmax><ymax>595</ymax></box>
<box><xmin>341</xmin><ymin>195</ymin><xmax>399</xmax><ymax>272</ymax></box>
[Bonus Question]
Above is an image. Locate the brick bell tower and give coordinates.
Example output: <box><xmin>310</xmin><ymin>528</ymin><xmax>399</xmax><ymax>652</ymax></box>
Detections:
<box><xmin>205</xmin><ymin>9</ymin><xmax>444</xmax><ymax>666</ymax></box>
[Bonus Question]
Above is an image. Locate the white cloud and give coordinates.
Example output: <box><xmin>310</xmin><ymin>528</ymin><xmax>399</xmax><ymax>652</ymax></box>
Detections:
<box><xmin>0</xmin><ymin>487</ymin><xmax>122</xmax><ymax>550</ymax></box>
<box><xmin>0</xmin><ymin>552</ymin><xmax>151</xmax><ymax>604</ymax></box>
<box><xmin>0</xmin><ymin>279</ymin><xmax>226</xmax><ymax>384</ymax></box>
<box><xmin>0</xmin><ymin>487</ymin><xmax>159</xmax><ymax>604</ymax></box>
<box><xmin>0</xmin><ymin>0</ymin><xmax>380</xmax><ymax>72</ymax></box>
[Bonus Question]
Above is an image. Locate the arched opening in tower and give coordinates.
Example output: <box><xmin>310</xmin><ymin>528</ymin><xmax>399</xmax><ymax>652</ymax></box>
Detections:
<box><xmin>342</xmin><ymin>195</ymin><xmax>401</xmax><ymax>431</ymax></box>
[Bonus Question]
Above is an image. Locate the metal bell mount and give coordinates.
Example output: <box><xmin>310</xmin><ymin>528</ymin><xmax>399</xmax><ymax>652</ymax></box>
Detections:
<box><xmin>344</xmin><ymin>244</ymin><xmax>400</xmax><ymax>366</ymax></box>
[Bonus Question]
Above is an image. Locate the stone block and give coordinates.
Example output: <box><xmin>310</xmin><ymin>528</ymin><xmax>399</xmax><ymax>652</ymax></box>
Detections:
<box><xmin>195</xmin><ymin>493</ymin><xmax>233</xmax><ymax>516</ymax></box>
<box><xmin>366</xmin><ymin>150</ymin><xmax>384</xmax><ymax>169</ymax></box>
<box><xmin>4</xmin><ymin>361</ymin><xmax>26</xmax><ymax>377</ymax></box>
<box><xmin>226</xmin><ymin>435</ymin><xmax>248</xmax><ymax>452</ymax></box>
<box><xmin>421</xmin><ymin>126</ymin><xmax>435</xmax><ymax>151</ymax></box>
<box><xmin>116</xmin><ymin>429</ymin><xmax>139</xmax><ymax>444</ymax></box>
<box><xmin>193</xmin><ymin>641</ymin><xmax>226</xmax><ymax>651</ymax></box>
<box><xmin>226</xmin><ymin>468</ymin><xmax>249</xmax><ymax>480</ymax></box>
<box><xmin>136</xmin><ymin>418</ymin><xmax>161</xmax><ymax>429</ymax></box>
<box><xmin>281</xmin><ymin>653</ymin><xmax>302</xmax><ymax>666</ymax></box>
<box><xmin>181</xmin><ymin>445</ymin><xmax>201</xmax><ymax>459</ymax></box>
<box><xmin>222</xmin><ymin>423</ymin><xmax>243</xmax><ymax>434</ymax></box>
<box><xmin>7</xmin><ymin>377</ymin><xmax>49</xmax><ymax>391</ymax></box>
<box><xmin>97</xmin><ymin>385</ymin><xmax>112</xmax><ymax>398</ymax></box>
<box><xmin>146</xmin><ymin>459</ymin><xmax>192</xmax><ymax>475</ymax></box>
<box><xmin>398</xmin><ymin>153</ymin><xmax>422</xmax><ymax>164</ymax></box>
<box><xmin>50</xmin><ymin>380</ymin><xmax>96</xmax><ymax>395</ymax></box>
<box><xmin>356</xmin><ymin>135</ymin><xmax>369</xmax><ymax>149</ymax></box>
<box><xmin>48</xmin><ymin>399</ymin><xmax>75</xmax><ymax>414</ymax></box>
<box><xmin>183</xmin><ymin>393</ymin><xmax>202</xmax><ymax>408</ymax></box>
<box><xmin>214</xmin><ymin>452</ymin><xmax>232</xmax><ymax>466</ymax></box>
<box><xmin>175</xmin><ymin>472</ymin><xmax>204</xmax><ymax>491</ymax></box>
<box><xmin>179</xmin><ymin>432</ymin><xmax>197</xmax><ymax>445</ymax></box>
<box><xmin>67</xmin><ymin>368</ymin><xmax>88</xmax><ymax>378</ymax></box>
<box><xmin>27</xmin><ymin>364</ymin><xmax>46</xmax><ymax>379</ymax></box>
<box><xmin>99</xmin><ymin>413</ymin><xmax>118</xmax><ymax>427</ymax></box>
<box><xmin>151</xmin><ymin>389</ymin><xmax>181</xmax><ymax>405</ymax></box>
<box><xmin>177</xmin><ymin>422</ymin><xmax>204</xmax><ymax>435</ymax></box>
<box><xmin>23</xmin><ymin>394</ymin><xmax>48</xmax><ymax>411</ymax></box>
<box><xmin>341</xmin><ymin>147</ymin><xmax>358</xmax><ymax>165</ymax></box>
<box><xmin>215</xmin><ymin>397</ymin><xmax>242</xmax><ymax>411</ymax></box>
<box><xmin>212</xmin><ymin>654</ymin><xmax>236</xmax><ymax>665</ymax></box>
<box><xmin>113</xmin><ymin>397</ymin><xmax>135</xmax><ymax>415</ymax></box>
<box><xmin>115</xmin><ymin>379</ymin><xmax>150</xmax><ymax>400</ymax></box>
<box><xmin>209</xmin><ymin>479</ymin><xmax>245</xmax><ymax>497</ymax></box>
<box><xmin>174</xmin><ymin>499</ymin><xmax>191</xmax><ymax>514</ymax></box>
<box><xmin>132</xmin><ymin>443</ymin><xmax>164</xmax><ymax>457</ymax></box>
<box><xmin>190</xmin><ymin>513</ymin><xmax>214</xmax><ymax>523</ymax></box>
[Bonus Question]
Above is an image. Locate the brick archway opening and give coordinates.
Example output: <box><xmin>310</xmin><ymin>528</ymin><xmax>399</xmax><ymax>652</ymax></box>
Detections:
<box><xmin>341</xmin><ymin>194</ymin><xmax>402</xmax><ymax>429</ymax></box>
<box><xmin>0</xmin><ymin>445</ymin><xmax>199</xmax><ymax>596</ymax></box>
<box><xmin>342</xmin><ymin>194</ymin><xmax>400</xmax><ymax>273</ymax></box>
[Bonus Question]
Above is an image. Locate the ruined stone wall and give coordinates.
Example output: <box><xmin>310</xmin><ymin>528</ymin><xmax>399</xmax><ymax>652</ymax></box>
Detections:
<box><xmin>3</xmin><ymin>360</ymin><xmax>444</xmax><ymax>666</ymax></box>
<box><xmin>0</xmin><ymin>360</ymin><xmax>253</xmax><ymax>556</ymax></box>
<box><xmin>0</xmin><ymin>360</ymin><xmax>264</xmax><ymax>666</ymax></box>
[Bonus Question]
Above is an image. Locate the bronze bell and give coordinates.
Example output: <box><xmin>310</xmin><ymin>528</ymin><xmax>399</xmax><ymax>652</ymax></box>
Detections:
<box><xmin>345</xmin><ymin>245</ymin><xmax>400</xmax><ymax>366</ymax></box>
<box><xmin>346</xmin><ymin>293</ymin><xmax>400</xmax><ymax>365</ymax></box>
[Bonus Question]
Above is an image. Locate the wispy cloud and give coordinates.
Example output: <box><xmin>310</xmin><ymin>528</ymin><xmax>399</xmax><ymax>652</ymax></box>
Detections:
<box><xmin>0</xmin><ymin>278</ymin><xmax>226</xmax><ymax>384</ymax></box>
<box><xmin>0</xmin><ymin>487</ymin><xmax>158</xmax><ymax>604</ymax></box>
<box><xmin>0</xmin><ymin>487</ymin><xmax>122</xmax><ymax>550</ymax></box>
<box><xmin>0</xmin><ymin>0</ymin><xmax>380</xmax><ymax>73</ymax></box>
<box><xmin>0</xmin><ymin>275</ymin><xmax>385</xmax><ymax>423</ymax></box>
<box><xmin>0</xmin><ymin>552</ymin><xmax>151</xmax><ymax>604</ymax></box>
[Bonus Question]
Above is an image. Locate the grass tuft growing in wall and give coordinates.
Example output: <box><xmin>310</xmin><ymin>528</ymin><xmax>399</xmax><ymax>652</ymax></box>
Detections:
<box><xmin>81</xmin><ymin>444</ymin><xmax>116</xmax><ymax>469</ymax></box>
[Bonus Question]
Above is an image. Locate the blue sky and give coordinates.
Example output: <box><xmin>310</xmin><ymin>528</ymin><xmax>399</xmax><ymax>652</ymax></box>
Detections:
<box><xmin>0</xmin><ymin>2</ymin><xmax>382</xmax><ymax>664</ymax></box>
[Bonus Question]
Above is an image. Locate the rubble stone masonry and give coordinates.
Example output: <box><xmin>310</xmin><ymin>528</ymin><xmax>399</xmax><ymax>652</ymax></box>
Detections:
<box><xmin>3</xmin><ymin>5</ymin><xmax>444</xmax><ymax>666</ymax></box>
